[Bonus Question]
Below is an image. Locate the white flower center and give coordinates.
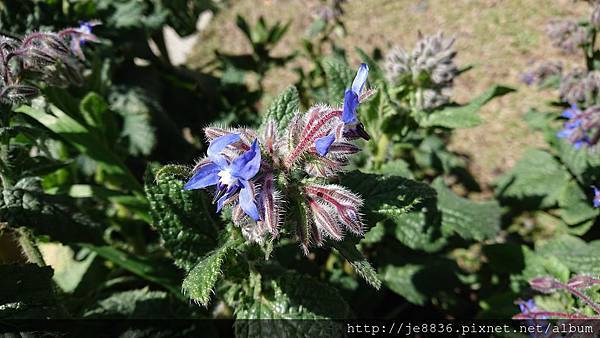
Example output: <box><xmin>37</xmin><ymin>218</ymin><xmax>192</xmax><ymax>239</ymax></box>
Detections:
<box><xmin>218</xmin><ymin>168</ymin><xmax>237</xmax><ymax>186</ymax></box>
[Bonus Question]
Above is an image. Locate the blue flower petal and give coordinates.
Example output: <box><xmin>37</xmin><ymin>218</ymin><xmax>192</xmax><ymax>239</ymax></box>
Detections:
<box><xmin>351</xmin><ymin>63</ymin><xmax>369</xmax><ymax>95</ymax></box>
<box><xmin>183</xmin><ymin>163</ymin><xmax>220</xmax><ymax>190</ymax></box>
<box><xmin>557</xmin><ymin>129</ymin><xmax>572</xmax><ymax>139</ymax></box>
<box><xmin>230</xmin><ymin>139</ymin><xmax>261</xmax><ymax>180</ymax></box>
<box><xmin>207</xmin><ymin>134</ymin><xmax>241</xmax><ymax>159</ymax></box>
<box><xmin>239</xmin><ymin>180</ymin><xmax>260</xmax><ymax>221</ymax></box>
<box><xmin>342</xmin><ymin>89</ymin><xmax>359</xmax><ymax>124</ymax></box>
<box><xmin>315</xmin><ymin>133</ymin><xmax>336</xmax><ymax>156</ymax></box>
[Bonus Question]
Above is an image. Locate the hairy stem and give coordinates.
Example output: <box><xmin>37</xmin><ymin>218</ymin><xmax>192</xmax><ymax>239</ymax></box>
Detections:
<box><xmin>16</xmin><ymin>227</ymin><xmax>46</xmax><ymax>267</ymax></box>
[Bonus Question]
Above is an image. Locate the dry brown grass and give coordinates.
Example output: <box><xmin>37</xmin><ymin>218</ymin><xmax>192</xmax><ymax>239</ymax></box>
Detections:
<box><xmin>187</xmin><ymin>0</ymin><xmax>590</xmax><ymax>186</ymax></box>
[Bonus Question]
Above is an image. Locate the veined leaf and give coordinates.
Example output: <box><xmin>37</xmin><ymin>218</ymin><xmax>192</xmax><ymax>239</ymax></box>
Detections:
<box><xmin>261</xmin><ymin>85</ymin><xmax>299</xmax><ymax>131</ymax></box>
<box><xmin>323</xmin><ymin>58</ymin><xmax>354</xmax><ymax>105</ymax></box>
<box><xmin>495</xmin><ymin>148</ymin><xmax>571</xmax><ymax>209</ymax></box>
<box><xmin>433</xmin><ymin>178</ymin><xmax>501</xmax><ymax>241</ymax></box>
<box><xmin>332</xmin><ymin>239</ymin><xmax>381</xmax><ymax>290</ymax></box>
<box><xmin>536</xmin><ymin>234</ymin><xmax>600</xmax><ymax>276</ymax></box>
<box><xmin>182</xmin><ymin>237</ymin><xmax>238</xmax><ymax>306</ymax></box>
<box><xmin>420</xmin><ymin>85</ymin><xmax>514</xmax><ymax>129</ymax></box>
<box><xmin>235</xmin><ymin>272</ymin><xmax>350</xmax><ymax>337</ymax></box>
<box><xmin>144</xmin><ymin>165</ymin><xmax>219</xmax><ymax>272</ymax></box>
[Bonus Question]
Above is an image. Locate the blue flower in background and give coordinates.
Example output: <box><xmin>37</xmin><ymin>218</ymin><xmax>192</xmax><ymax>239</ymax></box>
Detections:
<box><xmin>557</xmin><ymin>104</ymin><xmax>590</xmax><ymax>149</ymax></box>
<box><xmin>184</xmin><ymin>134</ymin><xmax>261</xmax><ymax>221</ymax></box>
<box><xmin>592</xmin><ymin>186</ymin><xmax>600</xmax><ymax>208</ymax></box>
<box><xmin>315</xmin><ymin>63</ymin><xmax>370</xmax><ymax>156</ymax></box>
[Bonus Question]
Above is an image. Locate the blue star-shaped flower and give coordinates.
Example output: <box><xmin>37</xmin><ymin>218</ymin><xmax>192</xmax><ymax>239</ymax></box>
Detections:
<box><xmin>184</xmin><ymin>134</ymin><xmax>261</xmax><ymax>221</ymax></box>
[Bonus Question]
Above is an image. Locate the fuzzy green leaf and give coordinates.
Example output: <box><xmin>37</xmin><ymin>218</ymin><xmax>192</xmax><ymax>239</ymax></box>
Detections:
<box><xmin>332</xmin><ymin>239</ymin><xmax>381</xmax><ymax>289</ymax></box>
<box><xmin>144</xmin><ymin>165</ymin><xmax>219</xmax><ymax>272</ymax></box>
<box><xmin>536</xmin><ymin>235</ymin><xmax>600</xmax><ymax>276</ymax></box>
<box><xmin>323</xmin><ymin>58</ymin><xmax>354</xmax><ymax>104</ymax></box>
<box><xmin>433</xmin><ymin>178</ymin><xmax>501</xmax><ymax>241</ymax></box>
<box><xmin>235</xmin><ymin>272</ymin><xmax>350</xmax><ymax>337</ymax></box>
<box><xmin>381</xmin><ymin>260</ymin><xmax>459</xmax><ymax>305</ymax></box>
<box><xmin>420</xmin><ymin>85</ymin><xmax>514</xmax><ymax>129</ymax></box>
<box><xmin>262</xmin><ymin>85</ymin><xmax>300</xmax><ymax>131</ymax></box>
<box><xmin>182</xmin><ymin>238</ymin><xmax>237</xmax><ymax>306</ymax></box>
<box><xmin>495</xmin><ymin>148</ymin><xmax>571</xmax><ymax>208</ymax></box>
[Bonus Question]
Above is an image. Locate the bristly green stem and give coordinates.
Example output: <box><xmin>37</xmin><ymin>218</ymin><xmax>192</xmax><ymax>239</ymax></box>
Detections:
<box><xmin>16</xmin><ymin>227</ymin><xmax>47</xmax><ymax>267</ymax></box>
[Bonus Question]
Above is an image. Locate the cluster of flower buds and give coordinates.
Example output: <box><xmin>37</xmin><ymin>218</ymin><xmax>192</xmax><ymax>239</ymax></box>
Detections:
<box><xmin>384</xmin><ymin>32</ymin><xmax>458</xmax><ymax>110</ymax></box>
<box><xmin>520</xmin><ymin>60</ymin><xmax>563</xmax><ymax>86</ymax></box>
<box><xmin>0</xmin><ymin>22</ymin><xmax>98</xmax><ymax>104</ymax></box>
<box><xmin>559</xmin><ymin>69</ymin><xmax>600</xmax><ymax>106</ymax></box>
<box><xmin>184</xmin><ymin>64</ymin><xmax>373</xmax><ymax>253</ymax></box>
<box><xmin>557</xmin><ymin>104</ymin><xmax>600</xmax><ymax>149</ymax></box>
<box><xmin>546</xmin><ymin>19</ymin><xmax>588</xmax><ymax>54</ymax></box>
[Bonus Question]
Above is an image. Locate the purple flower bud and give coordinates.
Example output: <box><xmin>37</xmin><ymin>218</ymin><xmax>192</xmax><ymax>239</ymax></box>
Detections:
<box><xmin>567</xmin><ymin>274</ymin><xmax>599</xmax><ymax>289</ymax></box>
<box><xmin>529</xmin><ymin>277</ymin><xmax>559</xmax><ymax>293</ymax></box>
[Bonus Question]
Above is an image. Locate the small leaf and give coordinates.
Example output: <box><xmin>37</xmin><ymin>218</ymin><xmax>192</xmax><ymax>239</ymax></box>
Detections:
<box><xmin>83</xmin><ymin>288</ymin><xmax>171</xmax><ymax>318</ymax></box>
<box><xmin>332</xmin><ymin>239</ymin><xmax>381</xmax><ymax>290</ymax></box>
<box><xmin>182</xmin><ymin>238</ymin><xmax>237</xmax><ymax>306</ymax></box>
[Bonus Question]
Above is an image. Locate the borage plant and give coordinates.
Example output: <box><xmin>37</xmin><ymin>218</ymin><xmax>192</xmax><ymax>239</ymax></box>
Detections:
<box><xmin>146</xmin><ymin>65</ymin><xmax>391</xmax><ymax>325</ymax></box>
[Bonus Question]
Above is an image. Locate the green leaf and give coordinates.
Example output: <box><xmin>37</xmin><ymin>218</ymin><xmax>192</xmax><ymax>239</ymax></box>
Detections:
<box><xmin>17</xmin><ymin>104</ymin><xmax>141</xmax><ymax>192</ymax></box>
<box><xmin>80</xmin><ymin>92</ymin><xmax>111</xmax><ymax>133</ymax></box>
<box><xmin>495</xmin><ymin>148</ymin><xmax>571</xmax><ymax>208</ymax></box>
<box><xmin>182</xmin><ymin>238</ymin><xmax>238</xmax><ymax>306</ymax></box>
<box><xmin>83</xmin><ymin>288</ymin><xmax>173</xmax><ymax>318</ymax></box>
<box><xmin>323</xmin><ymin>58</ymin><xmax>354</xmax><ymax>104</ymax></box>
<box><xmin>83</xmin><ymin>244</ymin><xmax>184</xmax><ymax>299</ymax></box>
<box><xmin>144</xmin><ymin>165</ymin><xmax>219</xmax><ymax>272</ymax></box>
<box><xmin>0</xmin><ymin>264</ymin><xmax>61</xmax><ymax>319</ymax></box>
<box><xmin>558</xmin><ymin>180</ymin><xmax>598</xmax><ymax>231</ymax></box>
<box><xmin>261</xmin><ymin>86</ymin><xmax>300</xmax><ymax>131</ymax></box>
<box><xmin>536</xmin><ymin>235</ymin><xmax>600</xmax><ymax>276</ymax></box>
<box><xmin>420</xmin><ymin>85</ymin><xmax>515</xmax><ymax>129</ymax></box>
<box><xmin>342</xmin><ymin>171</ymin><xmax>436</xmax><ymax>219</ymax></box>
<box><xmin>433</xmin><ymin>178</ymin><xmax>501</xmax><ymax>241</ymax></box>
<box><xmin>332</xmin><ymin>239</ymin><xmax>381</xmax><ymax>289</ymax></box>
<box><xmin>0</xmin><ymin>177</ymin><xmax>104</xmax><ymax>244</ymax></box>
<box><xmin>381</xmin><ymin>261</ymin><xmax>459</xmax><ymax>305</ymax></box>
<box><xmin>236</xmin><ymin>272</ymin><xmax>350</xmax><ymax>324</ymax></box>
<box><xmin>342</xmin><ymin>171</ymin><xmax>443</xmax><ymax>252</ymax></box>
<box><xmin>109</xmin><ymin>87</ymin><xmax>157</xmax><ymax>156</ymax></box>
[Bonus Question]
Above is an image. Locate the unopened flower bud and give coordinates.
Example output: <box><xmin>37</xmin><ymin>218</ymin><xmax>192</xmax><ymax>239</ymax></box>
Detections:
<box><xmin>529</xmin><ymin>276</ymin><xmax>559</xmax><ymax>293</ymax></box>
